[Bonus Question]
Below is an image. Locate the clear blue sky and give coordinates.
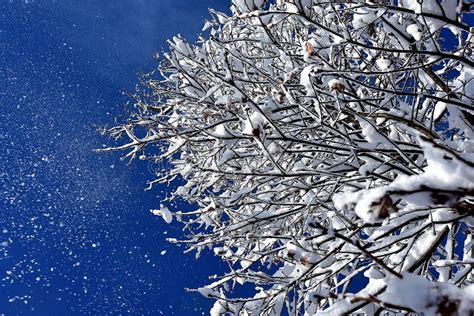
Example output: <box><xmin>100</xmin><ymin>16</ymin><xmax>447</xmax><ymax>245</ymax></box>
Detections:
<box><xmin>0</xmin><ymin>1</ymin><xmax>230</xmax><ymax>314</ymax></box>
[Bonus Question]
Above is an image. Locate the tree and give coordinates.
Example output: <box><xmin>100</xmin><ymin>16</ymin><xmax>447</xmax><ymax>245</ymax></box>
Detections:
<box><xmin>100</xmin><ymin>0</ymin><xmax>474</xmax><ymax>314</ymax></box>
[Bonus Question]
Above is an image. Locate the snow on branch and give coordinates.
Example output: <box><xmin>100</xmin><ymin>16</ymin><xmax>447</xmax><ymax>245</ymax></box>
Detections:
<box><xmin>102</xmin><ymin>0</ymin><xmax>474</xmax><ymax>314</ymax></box>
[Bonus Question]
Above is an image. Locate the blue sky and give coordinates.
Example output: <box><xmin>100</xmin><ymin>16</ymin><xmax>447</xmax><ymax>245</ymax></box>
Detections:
<box><xmin>0</xmin><ymin>1</ymin><xmax>230</xmax><ymax>314</ymax></box>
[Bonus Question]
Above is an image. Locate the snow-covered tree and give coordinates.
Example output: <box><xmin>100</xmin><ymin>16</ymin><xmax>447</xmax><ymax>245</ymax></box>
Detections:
<box><xmin>100</xmin><ymin>0</ymin><xmax>474</xmax><ymax>314</ymax></box>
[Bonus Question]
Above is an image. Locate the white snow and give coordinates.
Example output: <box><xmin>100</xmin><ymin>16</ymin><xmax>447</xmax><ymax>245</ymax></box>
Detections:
<box><xmin>151</xmin><ymin>205</ymin><xmax>173</xmax><ymax>224</ymax></box>
<box><xmin>406</xmin><ymin>24</ymin><xmax>422</xmax><ymax>41</ymax></box>
<box><xmin>376</xmin><ymin>58</ymin><xmax>391</xmax><ymax>71</ymax></box>
<box><xmin>381</xmin><ymin>273</ymin><xmax>474</xmax><ymax>315</ymax></box>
